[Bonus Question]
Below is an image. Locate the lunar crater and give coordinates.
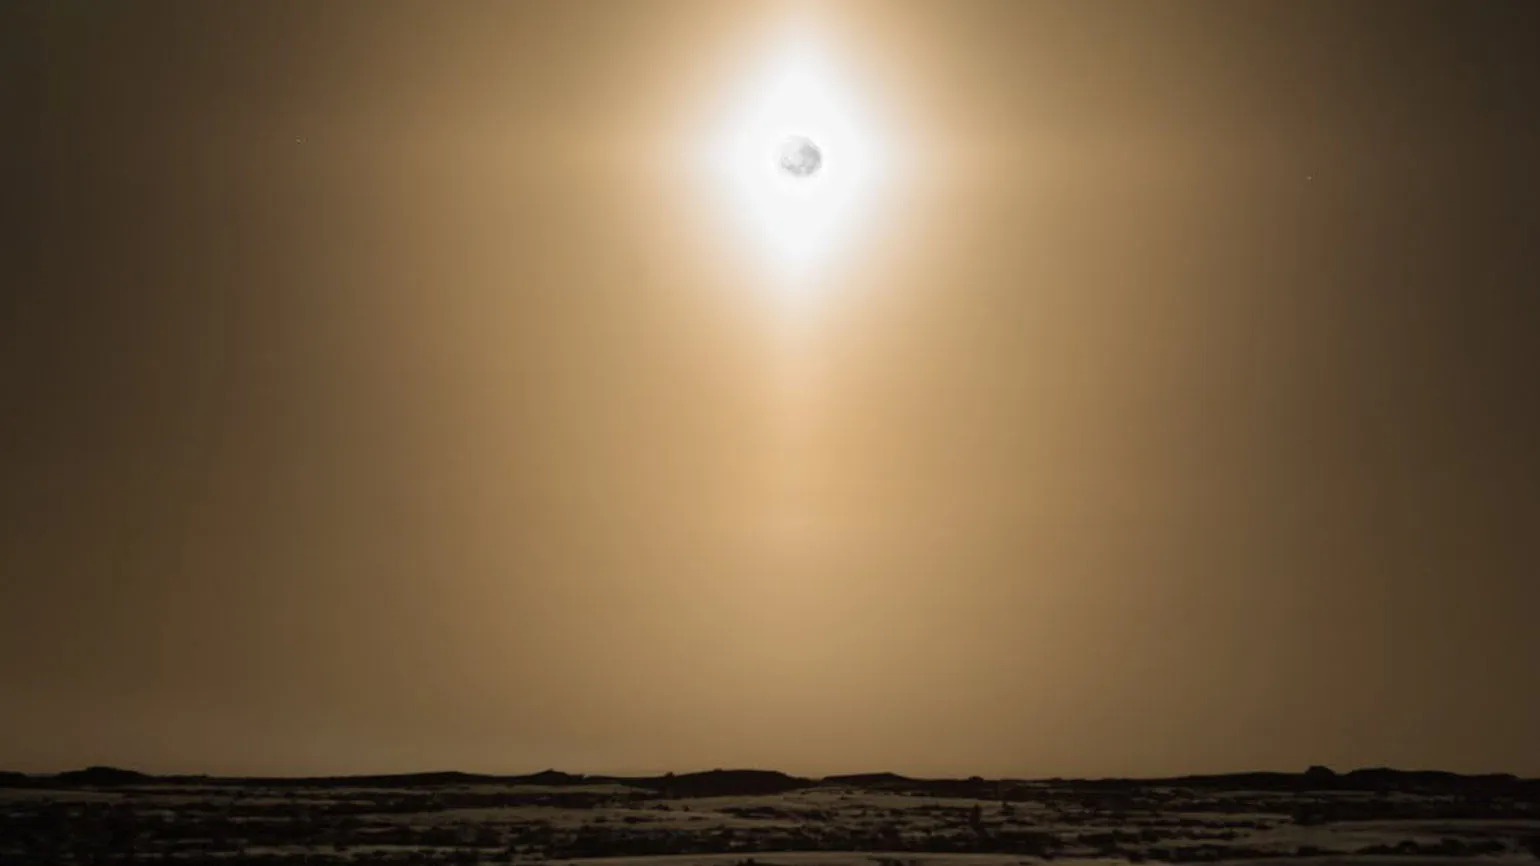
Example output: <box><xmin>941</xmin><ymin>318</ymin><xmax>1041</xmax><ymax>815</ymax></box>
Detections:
<box><xmin>778</xmin><ymin>135</ymin><xmax>822</xmax><ymax>178</ymax></box>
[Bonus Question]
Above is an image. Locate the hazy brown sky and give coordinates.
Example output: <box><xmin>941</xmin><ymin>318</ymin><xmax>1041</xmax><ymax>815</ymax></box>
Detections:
<box><xmin>5</xmin><ymin>1</ymin><xmax>1538</xmax><ymax>778</ymax></box>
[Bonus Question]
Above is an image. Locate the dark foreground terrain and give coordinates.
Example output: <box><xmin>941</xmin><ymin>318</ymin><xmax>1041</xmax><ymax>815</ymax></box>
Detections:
<box><xmin>3</xmin><ymin>766</ymin><xmax>1538</xmax><ymax>866</ymax></box>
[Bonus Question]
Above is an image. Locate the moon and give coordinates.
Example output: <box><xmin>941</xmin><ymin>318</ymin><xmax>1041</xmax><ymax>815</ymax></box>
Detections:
<box><xmin>701</xmin><ymin>30</ymin><xmax>890</xmax><ymax>292</ymax></box>
<box><xmin>779</xmin><ymin>135</ymin><xmax>822</xmax><ymax>178</ymax></box>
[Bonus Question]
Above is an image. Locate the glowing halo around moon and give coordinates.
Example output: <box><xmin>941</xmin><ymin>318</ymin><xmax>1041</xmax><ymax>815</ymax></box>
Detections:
<box><xmin>702</xmin><ymin>28</ymin><xmax>890</xmax><ymax>302</ymax></box>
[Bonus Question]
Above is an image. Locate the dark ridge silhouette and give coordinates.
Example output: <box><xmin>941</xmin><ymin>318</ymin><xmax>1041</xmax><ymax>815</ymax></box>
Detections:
<box><xmin>302</xmin><ymin>770</ymin><xmax>499</xmax><ymax>787</ymax></box>
<box><xmin>633</xmin><ymin>768</ymin><xmax>815</xmax><ymax>797</ymax></box>
<box><xmin>521</xmin><ymin>768</ymin><xmax>591</xmax><ymax>786</ymax></box>
<box><xmin>1304</xmin><ymin>764</ymin><xmax>1338</xmax><ymax>785</ymax></box>
<box><xmin>110</xmin><ymin>769</ymin><xmax>602</xmax><ymax>789</ymax></box>
<box><xmin>1040</xmin><ymin>768</ymin><xmax>1534</xmax><ymax>796</ymax></box>
<box><xmin>165</xmin><ymin>771</ymin><xmax>502</xmax><ymax>788</ymax></box>
<box><xmin>822</xmin><ymin>771</ymin><xmax>914</xmax><ymax>786</ymax></box>
<box><xmin>53</xmin><ymin>766</ymin><xmax>151</xmax><ymax>786</ymax></box>
<box><xmin>15</xmin><ymin>765</ymin><xmax>1538</xmax><ymax>799</ymax></box>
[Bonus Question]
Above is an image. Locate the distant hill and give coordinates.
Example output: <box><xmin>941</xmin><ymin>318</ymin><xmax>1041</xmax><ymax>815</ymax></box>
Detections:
<box><xmin>17</xmin><ymin>765</ymin><xmax>1537</xmax><ymax>798</ymax></box>
<box><xmin>178</xmin><ymin>770</ymin><xmax>591</xmax><ymax>789</ymax></box>
<box><xmin>822</xmin><ymin>772</ymin><xmax>914</xmax><ymax>786</ymax></box>
<box><xmin>520</xmin><ymin>769</ymin><xmax>588</xmax><ymax>786</ymax></box>
<box><xmin>634</xmin><ymin>769</ymin><xmax>815</xmax><ymax>797</ymax></box>
<box><xmin>54</xmin><ymin>766</ymin><xmax>151</xmax><ymax>786</ymax></box>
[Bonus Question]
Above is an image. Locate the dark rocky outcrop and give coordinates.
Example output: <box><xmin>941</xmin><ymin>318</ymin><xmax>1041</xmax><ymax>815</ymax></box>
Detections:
<box><xmin>822</xmin><ymin>772</ymin><xmax>913</xmax><ymax>786</ymax></box>
<box><xmin>635</xmin><ymin>769</ymin><xmax>815</xmax><ymax>797</ymax></box>
<box><xmin>54</xmin><ymin>766</ymin><xmax>150</xmax><ymax>786</ymax></box>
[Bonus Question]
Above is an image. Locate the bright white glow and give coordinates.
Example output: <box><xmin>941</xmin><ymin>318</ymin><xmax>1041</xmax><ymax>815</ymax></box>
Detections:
<box><xmin>704</xmin><ymin>30</ymin><xmax>887</xmax><ymax>300</ymax></box>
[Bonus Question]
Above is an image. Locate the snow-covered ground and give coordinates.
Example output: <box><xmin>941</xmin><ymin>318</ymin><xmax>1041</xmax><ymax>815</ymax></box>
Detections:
<box><xmin>1</xmin><ymin>776</ymin><xmax>1537</xmax><ymax>865</ymax></box>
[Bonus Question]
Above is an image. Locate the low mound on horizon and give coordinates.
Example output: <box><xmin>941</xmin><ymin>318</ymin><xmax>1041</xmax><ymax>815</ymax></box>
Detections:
<box><xmin>3</xmin><ymin>764</ymin><xmax>1533</xmax><ymax>795</ymax></box>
